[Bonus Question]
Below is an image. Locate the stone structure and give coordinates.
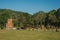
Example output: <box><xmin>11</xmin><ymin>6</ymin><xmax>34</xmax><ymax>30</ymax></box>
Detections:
<box><xmin>40</xmin><ymin>24</ymin><xmax>46</xmax><ymax>31</ymax></box>
<box><xmin>6</xmin><ymin>18</ymin><xmax>14</xmax><ymax>29</ymax></box>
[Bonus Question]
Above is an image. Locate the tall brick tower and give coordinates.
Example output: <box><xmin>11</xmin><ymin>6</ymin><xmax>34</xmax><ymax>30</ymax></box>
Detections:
<box><xmin>6</xmin><ymin>18</ymin><xmax>14</xmax><ymax>29</ymax></box>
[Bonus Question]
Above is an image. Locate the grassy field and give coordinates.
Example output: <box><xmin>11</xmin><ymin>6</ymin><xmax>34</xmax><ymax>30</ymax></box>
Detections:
<box><xmin>0</xmin><ymin>30</ymin><xmax>60</xmax><ymax>40</ymax></box>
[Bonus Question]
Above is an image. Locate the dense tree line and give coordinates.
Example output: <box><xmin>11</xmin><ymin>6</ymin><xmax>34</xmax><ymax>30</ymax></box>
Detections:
<box><xmin>0</xmin><ymin>8</ymin><xmax>60</xmax><ymax>30</ymax></box>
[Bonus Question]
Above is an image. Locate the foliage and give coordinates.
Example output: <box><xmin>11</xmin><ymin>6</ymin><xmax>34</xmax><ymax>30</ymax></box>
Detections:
<box><xmin>0</xmin><ymin>8</ymin><xmax>60</xmax><ymax>29</ymax></box>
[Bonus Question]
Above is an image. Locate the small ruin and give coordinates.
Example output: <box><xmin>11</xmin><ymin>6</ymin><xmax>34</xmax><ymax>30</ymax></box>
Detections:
<box><xmin>6</xmin><ymin>18</ymin><xmax>14</xmax><ymax>29</ymax></box>
<box><xmin>40</xmin><ymin>24</ymin><xmax>46</xmax><ymax>31</ymax></box>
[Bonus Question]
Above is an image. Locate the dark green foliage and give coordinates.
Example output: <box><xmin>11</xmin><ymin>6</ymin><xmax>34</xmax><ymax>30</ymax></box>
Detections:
<box><xmin>0</xmin><ymin>8</ymin><xmax>60</xmax><ymax>29</ymax></box>
<box><xmin>0</xmin><ymin>10</ymin><xmax>10</xmax><ymax>28</ymax></box>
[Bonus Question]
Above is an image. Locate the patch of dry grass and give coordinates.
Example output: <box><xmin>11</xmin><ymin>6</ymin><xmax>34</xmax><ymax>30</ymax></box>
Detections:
<box><xmin>0</xmin><ymin>29</ymin><xmax>60</xmax><ymax>40</ymax></box>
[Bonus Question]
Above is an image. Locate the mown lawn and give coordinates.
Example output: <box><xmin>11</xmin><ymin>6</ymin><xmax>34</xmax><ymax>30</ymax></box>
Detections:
<box><xmin>0</xmin><ymin>30</ymin><xmax>60</xmax><ymax>40</ymax></box>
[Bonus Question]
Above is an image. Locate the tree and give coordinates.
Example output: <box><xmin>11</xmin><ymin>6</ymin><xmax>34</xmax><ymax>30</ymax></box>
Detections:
<box><xmin>32</xmin><ymin>11</ymin><xmax>46</xmax><ymax>28</ymax></box>
<box><xmin>0</xmin><ymin>12</ymin><xmax>10</xmax><ymax>29</ymax></box>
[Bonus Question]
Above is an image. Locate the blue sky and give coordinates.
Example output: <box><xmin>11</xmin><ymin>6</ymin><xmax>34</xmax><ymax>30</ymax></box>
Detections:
<box><xmin>0</xmin><ymin>0</ymin><xmax>60</xmax><ymax>14</ymax></box>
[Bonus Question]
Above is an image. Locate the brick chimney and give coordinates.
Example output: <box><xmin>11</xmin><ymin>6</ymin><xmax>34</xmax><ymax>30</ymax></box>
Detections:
<box><xmin>6</xmin><ymin>18</ymin><xmax>14</xmax><ymax>29</ymax></box>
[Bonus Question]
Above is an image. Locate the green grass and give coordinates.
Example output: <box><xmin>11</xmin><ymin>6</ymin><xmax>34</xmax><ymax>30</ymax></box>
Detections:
<box><xmin>0</xmin><ymin>30</ymin><xmax>60</xmax><ymax>40</ymax></box>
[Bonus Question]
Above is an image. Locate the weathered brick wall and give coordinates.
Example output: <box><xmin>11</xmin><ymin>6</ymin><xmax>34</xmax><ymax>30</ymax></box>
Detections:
<box><xmin>6</xmin><ymin>18</ymin><xmax>14</xmax><ymax>29</ymax></box>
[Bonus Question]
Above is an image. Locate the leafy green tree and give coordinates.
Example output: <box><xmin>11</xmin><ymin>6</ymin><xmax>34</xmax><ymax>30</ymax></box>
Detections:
<box><xmin>0</xmin><ymin>12</ymin><xmax>10</xmax><ymax>29</ymax></box>
<box><xmin>47</xmin><ymin>10</ymin><xmax>57</xmax><ymax>26</ymax></box>
<box><xmin>32</xmin><ymin>11</ymin><xmax>46</xmax><ymax>28</ymax></box>
<box><xmin>55</xmin><ymin>8</ymin><xmax>60</xmax><ymax>27</ymax></box>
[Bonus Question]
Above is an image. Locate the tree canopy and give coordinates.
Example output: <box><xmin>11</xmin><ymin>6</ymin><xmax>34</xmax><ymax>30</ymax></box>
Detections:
<box><xmin>0</xmin><ymin>8</ymin><xmax>60</xmax><ymax>29</ymax></box>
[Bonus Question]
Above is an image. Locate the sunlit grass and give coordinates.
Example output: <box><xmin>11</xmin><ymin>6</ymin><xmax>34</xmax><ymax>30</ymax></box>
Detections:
<box><xmin>0</xmin><ymin>29</ymin><xmax>60</xmax><ymax>40</ymax></box>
